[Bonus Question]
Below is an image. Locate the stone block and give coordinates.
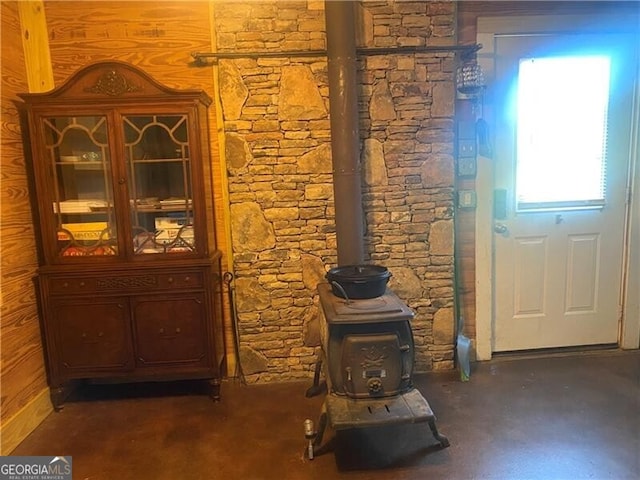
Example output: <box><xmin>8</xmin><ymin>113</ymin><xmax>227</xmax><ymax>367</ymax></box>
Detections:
<box><xmin>370</xmin><ymin>80</ymin><xmax>396</xmax><ymax>121</ymax></box>
<box><xmin>433</xmin><ymin>308</ymin><xmax>455</xmax><ymax>345</ymax></box>
<box><xmin>239</xmin><ymin>346</ymin><xmax>269</xmax><ymax>375</ymax></box>
<box><xmin>278</xmin><ymin>65</ymin><xmax>327</xmax><ymax>120</ymax></box>
<box><xmin>264</xmin><ymin>207</ymin><xmax>299</xmax><ymax>221</ymax></box>
<box><xmin>429</xmin><ymin>219</ymin><xmax>453</xmax><ymax>256</ymax></box>
<box><xmin>230</xmin><ymin>202</ymin><xmax>276</xmax><ymax>253</ymax></box>
<box><xmin>305</xmin><ymin>183</ymin><xmax>333</xmax><ymax>200</ymax></box>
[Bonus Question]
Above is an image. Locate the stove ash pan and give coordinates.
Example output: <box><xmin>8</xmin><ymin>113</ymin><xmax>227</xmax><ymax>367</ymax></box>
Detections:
<box><xmin>318</xmin><ymin>283</ymin><xmax>416</xmax><ymax>399</ymax></box>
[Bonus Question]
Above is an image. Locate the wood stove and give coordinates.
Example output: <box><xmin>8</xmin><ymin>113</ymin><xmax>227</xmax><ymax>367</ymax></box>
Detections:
<box><xmin>306</xmin><ymin>282</ymin><xmax>449</xmax><ymax>458</ymax></box>
<box><xmin>302</xmin><ymin>0</ymin><xmax>449</xmax><ymax>461</ymax></box>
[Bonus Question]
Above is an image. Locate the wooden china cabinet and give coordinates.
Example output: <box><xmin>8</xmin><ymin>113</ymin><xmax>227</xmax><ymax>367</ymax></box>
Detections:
<box><xmin>18</xmin><ymin>61</ymin><xmax>225</xmax><ymax>410</ymax></box>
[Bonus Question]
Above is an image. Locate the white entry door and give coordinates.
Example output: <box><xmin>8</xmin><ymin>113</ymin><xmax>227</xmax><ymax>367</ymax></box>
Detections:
<box><xmin>492</xmin><ymin>33</ymin><xmax>636</xmax><ymax>352</ymax></box>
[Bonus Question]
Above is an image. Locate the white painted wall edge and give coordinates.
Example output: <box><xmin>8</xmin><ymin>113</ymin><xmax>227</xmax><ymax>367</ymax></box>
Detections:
<box><xmin>621</xmin><ymin>52</ymin><xmax>640</xmax><ymax>349</ymax></box>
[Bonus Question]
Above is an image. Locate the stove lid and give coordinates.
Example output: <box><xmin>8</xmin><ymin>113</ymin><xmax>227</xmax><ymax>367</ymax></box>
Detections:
<box><xmin>318</xmin><ymin>282</ymin><xmax>415</xmax><ymax>324</ymax></box>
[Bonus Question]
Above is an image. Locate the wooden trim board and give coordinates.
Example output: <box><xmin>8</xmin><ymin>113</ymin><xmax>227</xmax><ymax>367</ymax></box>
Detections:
<box><xmin>1</xmin><ymin>388</ymin><xmax>53</xmax><ymax>455</ymax></box>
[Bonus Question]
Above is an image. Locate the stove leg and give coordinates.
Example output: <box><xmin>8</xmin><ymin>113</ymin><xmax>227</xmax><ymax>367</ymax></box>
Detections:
<box><xmin>427</xmin><ymin>418</ymin><xmax>450</xmax><ymax>448</ymax></box>
<box><xmin>313</xmin><ymin>403</ymin><xmax>327</xmax><ymax>449</ymax></box>
<box><xmin>309</xmin><ymin>401</ymin><xmax>335</xmax><ymax>458</ymax></box>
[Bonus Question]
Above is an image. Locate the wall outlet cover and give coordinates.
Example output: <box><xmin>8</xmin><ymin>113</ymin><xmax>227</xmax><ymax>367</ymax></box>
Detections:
<box><xmin>457</xmin><ymin>156</ymin><xmax>477</xmax><ymax>177</ymax></box>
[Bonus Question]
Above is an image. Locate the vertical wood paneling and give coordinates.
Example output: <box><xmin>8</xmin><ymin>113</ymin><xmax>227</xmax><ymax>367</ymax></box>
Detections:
<box><xmin>0</xmin><ymin>1</ymin><xmax>50</xmax><ymax>446</ymax></box>
<box><xmin>207</xmin><ymin>2</ymin><xmax>237</xmax><ymax>376</ymax></box>
<box><xmin>42</xmin><ymin>1</ymin><xmax>233</xmax><ymax>365</ymax></box>
<box><xmin>17</xmin><ymin>1</ymin><xmax>54</xmax><ymax>92</ymax></box>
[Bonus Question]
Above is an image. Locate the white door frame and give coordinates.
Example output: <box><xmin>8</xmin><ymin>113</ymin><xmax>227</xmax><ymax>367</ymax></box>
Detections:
<box><xmin>474</xmin><ymin>15</ymin><xmax>640</xmax><ymax>360</ymax></box>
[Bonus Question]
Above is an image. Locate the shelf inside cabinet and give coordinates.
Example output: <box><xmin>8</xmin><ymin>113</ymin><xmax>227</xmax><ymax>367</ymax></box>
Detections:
<box><xmin>57</xmin><ymin>161</ymin><xmax>104</xmax><ymax>170</ymax></box>
<box><xmin>131</xmin><ymin>157</ymin><xmax>190</xmax><ymax>163</ymax></box>
<box><xmin>134</xmin><ymin>205</ymin><xmax>193</xmax><ymax>213</ymax></box>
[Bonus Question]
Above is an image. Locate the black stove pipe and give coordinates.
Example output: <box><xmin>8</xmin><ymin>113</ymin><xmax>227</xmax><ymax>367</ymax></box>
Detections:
<box><xmin>324</xmin><ymin>1</ymin><xmax>364</xmax><ymax>266</ymax></box>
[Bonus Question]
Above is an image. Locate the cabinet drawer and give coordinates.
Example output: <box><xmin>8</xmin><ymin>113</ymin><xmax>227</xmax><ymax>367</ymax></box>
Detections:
<box><xmin>49</xmin><ymin>276</ymin><xmax>100</xmax><ymax>294</ymax></box>
<box><xmin>47</xmin><ymin>271</ymin><xmax>203</xmax><ymax>294</ymax></box>
<box><xmin>156</xmin><ymin>272</ymin><xmax>203</xmax><ymax>289</ymax></box>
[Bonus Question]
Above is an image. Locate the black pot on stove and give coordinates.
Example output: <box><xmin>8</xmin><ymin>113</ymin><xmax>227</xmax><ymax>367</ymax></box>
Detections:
<box><xmin>326</xmin><ymin>264</ymin><xmax>391</xmax><ymax>299</ymax></box>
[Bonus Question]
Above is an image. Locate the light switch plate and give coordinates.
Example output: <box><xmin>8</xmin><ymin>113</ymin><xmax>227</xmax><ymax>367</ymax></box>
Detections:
<box><xmin>458</xmin><ymin>190</ymin><xmax>477</xmax><ymax>209</ymax></box>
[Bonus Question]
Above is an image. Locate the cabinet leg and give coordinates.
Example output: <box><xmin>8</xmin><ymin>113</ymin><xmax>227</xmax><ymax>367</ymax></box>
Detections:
<box><xmin>50</xmin><ymin>385</ymin><xmax>68</xmax><ymax>411</ymax></box>
<box><xmin>207</xmin><ymin>378</ymin><xmax>221</xmax><ymax>401</ymax></box>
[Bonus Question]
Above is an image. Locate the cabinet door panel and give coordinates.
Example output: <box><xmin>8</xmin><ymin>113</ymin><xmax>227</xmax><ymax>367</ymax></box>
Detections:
<box><xmin>44</xmin><ymin>115</ymin><xmax>119</xmax><ymax>259</ymax></box>
<box><xmin>132</xmin><ymin>294</ymin><xmax>208</xmax><ymax>367</ymax></box>
<box><xmin>52</xmin><ymin>298</ymin><xmax>132</xmax><ymax>372</ymax></box>
<box><xmin>123</xmin><ymin>114</ymin><xmax>197</xmax><ymax>255</ymax></box>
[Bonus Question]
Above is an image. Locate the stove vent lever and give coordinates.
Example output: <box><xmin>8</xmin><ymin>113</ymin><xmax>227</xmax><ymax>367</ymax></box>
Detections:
<box><xmin>343</xmin><ymin>366</ymin><xmax>356</xmax><ymax>395</ymax></box>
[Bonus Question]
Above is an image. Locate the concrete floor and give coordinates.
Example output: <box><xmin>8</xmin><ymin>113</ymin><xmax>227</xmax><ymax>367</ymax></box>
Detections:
<box><xmin>12</xmin><ymin>350</ymin><xmax>640</xmax><ymax>480</ymax></box>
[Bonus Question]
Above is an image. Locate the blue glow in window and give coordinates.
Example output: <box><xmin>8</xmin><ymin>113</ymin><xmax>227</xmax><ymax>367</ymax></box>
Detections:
<box><xmin>516</xmin><ymin>56</ymin><xmax>610</xmax><ymax>211</ymax></box>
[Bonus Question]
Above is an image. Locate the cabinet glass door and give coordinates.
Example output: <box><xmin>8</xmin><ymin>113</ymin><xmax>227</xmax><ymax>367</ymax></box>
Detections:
<box><xmin>123</xmin><ymin>114</ymin><xmax>195</xmax><ymax>255</ymax></box>
<box><xmin>45</xmin><ymin>115</ymin><xmax>117</xmax><ymax>257</ymax></box>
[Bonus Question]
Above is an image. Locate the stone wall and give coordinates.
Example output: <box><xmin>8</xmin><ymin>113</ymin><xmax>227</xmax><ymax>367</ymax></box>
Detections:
<box><xmin>213</xmin><ymin>0</ymin><xmax>456</xmax><ymax>382</ymax></box>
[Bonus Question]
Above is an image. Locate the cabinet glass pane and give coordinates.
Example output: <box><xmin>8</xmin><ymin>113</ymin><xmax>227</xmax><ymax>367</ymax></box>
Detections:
<box><xmin>45</xmin><ymin>116</ymin><xmax>118</xmax><ymax>257</ymax></box>
<box><xmin>123</xmin><ymin>115</ymin><xmax>195</xmax><ymax>255</ymax></box>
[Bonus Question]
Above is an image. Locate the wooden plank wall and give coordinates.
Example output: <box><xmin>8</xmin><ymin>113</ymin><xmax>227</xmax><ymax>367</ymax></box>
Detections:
<box><xmin>41</xmin><ymin>1</ymin><xmax>234</xmax><ymax>364</ymax></box>
<box><xmin>0</xmin><ymin>1</ymin><xmax>50</xmax><ymax>444</ymax></box>
<box><xmin>455</xmin><ymin>1</ymin><xmax>640</xmax><ymax>344</ymax></box>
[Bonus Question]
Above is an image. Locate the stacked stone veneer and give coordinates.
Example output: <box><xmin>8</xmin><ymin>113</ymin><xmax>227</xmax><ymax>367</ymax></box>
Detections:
<box><xmin>213</xmin><ymin>0</ymin><xmax>456</xmax><ymax>382</ymax></box>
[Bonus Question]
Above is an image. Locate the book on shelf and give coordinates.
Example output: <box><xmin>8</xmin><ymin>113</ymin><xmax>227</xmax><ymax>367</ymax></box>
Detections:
<box><xmin>154</xmin><ymin>216</ymin><xmax>193</xmax><ymax>242</ymax></box>
<box><xmin>54</xmin><ymin>199</ymin><xmax>108</xmax><ymax>213</ymax></box>
<box><xmin>58</xmin><ymin>222</ymin><xmax>109</xmax><ymax>241</ymax></box>
<box><xmin>159</xmin><ymin>198</ymin><xmax>192</xmax><ymax>206</ymax></box>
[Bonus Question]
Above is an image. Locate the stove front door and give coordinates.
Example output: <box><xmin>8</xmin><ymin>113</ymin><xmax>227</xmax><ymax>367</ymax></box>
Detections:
<box><xmin>341</xmin><ymin>333</ymin><xmax>407</xmax><ymax>398</ymax></box>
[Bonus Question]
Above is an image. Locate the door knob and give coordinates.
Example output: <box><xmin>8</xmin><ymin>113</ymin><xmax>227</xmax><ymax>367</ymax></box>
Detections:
<box><xmin>494</xmin><ymin>223</ymin><xmax>508</xmax><ymax>234</ymax></box>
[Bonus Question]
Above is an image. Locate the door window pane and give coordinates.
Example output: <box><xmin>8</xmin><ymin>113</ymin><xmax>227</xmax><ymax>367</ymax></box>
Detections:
<box><xmin>516</xmin><ymin>56</ymin><xmax>610</xmax><ymax>211</ymax></box>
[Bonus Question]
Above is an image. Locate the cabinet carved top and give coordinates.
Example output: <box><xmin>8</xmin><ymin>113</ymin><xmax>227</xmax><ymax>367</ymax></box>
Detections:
<box><xmin>17</xmin><ymin>60</ymin><xmax>211</xmax><ymax>106</ymax></box>
<box><xmin>84</xmin><ymin>70</ymin><xmax>142</xmax><ymax>97</ymax></box>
